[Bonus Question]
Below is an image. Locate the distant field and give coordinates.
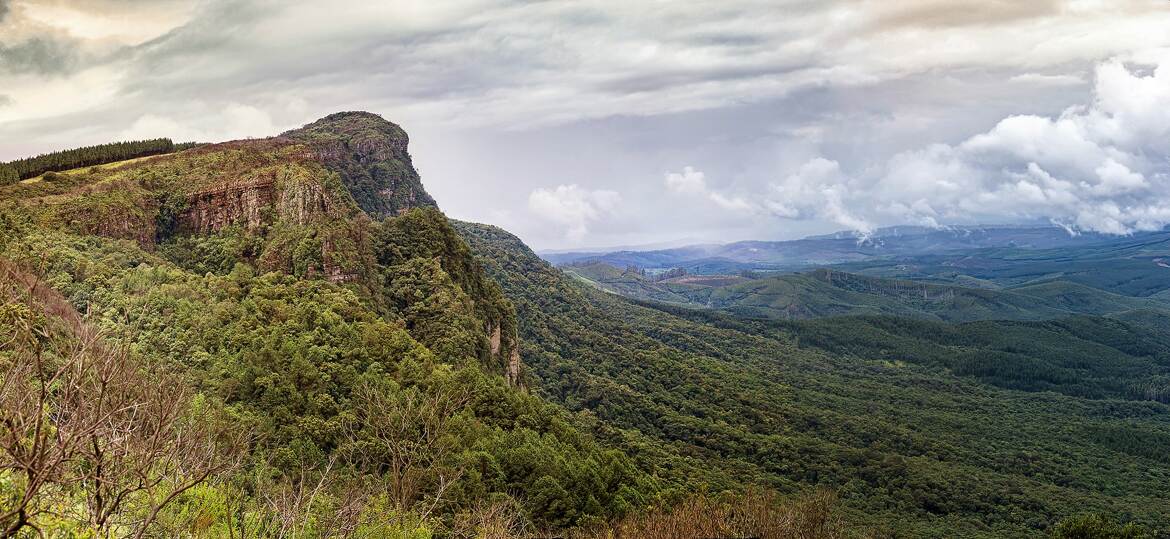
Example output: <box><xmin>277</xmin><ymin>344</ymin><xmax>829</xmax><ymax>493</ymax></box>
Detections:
<box><xmin>664</xmin><ymin>274</ymin><xmax>747</xmax><ymax>286</ymax></box>
<box><xmin>19</xmin><ymin>152</ymin><xmax>176</xmax><ymax>184</ymax></box>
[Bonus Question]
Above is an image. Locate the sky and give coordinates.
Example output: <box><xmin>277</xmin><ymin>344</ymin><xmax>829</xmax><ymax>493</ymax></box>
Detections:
<box><xmin>3</xmin><ymin>1</ymin><xmax>1170</xmax><ymax>250</ymax></box>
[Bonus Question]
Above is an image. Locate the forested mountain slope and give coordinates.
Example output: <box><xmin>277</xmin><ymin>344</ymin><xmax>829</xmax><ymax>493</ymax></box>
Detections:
<box><xmin>457</xmin><ymin>221</ymin><xmax>1170</xmax><ymax>537</ymax></box>
<box><xmin>0</xmin><ymin>113</ymin><xmax>670</xmax><ymax>537</ymax></box>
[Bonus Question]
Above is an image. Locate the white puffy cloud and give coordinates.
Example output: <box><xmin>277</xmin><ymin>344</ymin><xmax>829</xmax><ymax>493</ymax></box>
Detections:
<box><xmin>756</xmin><ymin>50</ymin><xmax>1170</xmax><ymax>236</ymax></box>
<box><xmin>528</xmin><ymin>184</ymin><xmax>621</xmax><ymax>243</ymax></box>
<box><xmin>664</xmin><ymin>166</ymin><xmax>707</xmax><ymax>196</ymax></box>
<box><xmin>766</xmin><ymin>157</ymin><xmax>874</xmax><ymax>235</ymax></box>
<box><xmin>664</xmin><ymin>166</ymin><xmax>755</xmax><ymax>212</ymax></box>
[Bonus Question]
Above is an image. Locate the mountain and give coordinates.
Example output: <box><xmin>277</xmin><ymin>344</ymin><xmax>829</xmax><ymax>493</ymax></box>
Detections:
<box><xmin>830</xmin><ymin>233</ymin><xmax>1170</xmax><ymax>297</ymax></box>
<box><xmin>1</xmin><ymin>112</ymin><xmax>1165</xmax><ymax>537</ymax></box>
<box><xmin>543</xmin><ymin>224</ymin><xmax>1146</xmax><ymax>274</ymax></box>
<box><xmin>282</xmin><ymin>111</ymin><xmax>437</xmax><ymax>217</ymax></box>
<box><xmin>0</xmin><ymin>113</ymin><xmax>670</xmax><ymax>536</ymax></box>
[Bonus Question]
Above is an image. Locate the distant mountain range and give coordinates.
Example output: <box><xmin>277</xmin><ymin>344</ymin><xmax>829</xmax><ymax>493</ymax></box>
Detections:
<box><xmin>561</xmin><ymin>227</ymin><xmax>1170</xmax><ymax>323</ymax></box>
<box><xmin>543</xmin><ymin>225</ymin><xmax>1147</xmax><ymax>274</ymax></box>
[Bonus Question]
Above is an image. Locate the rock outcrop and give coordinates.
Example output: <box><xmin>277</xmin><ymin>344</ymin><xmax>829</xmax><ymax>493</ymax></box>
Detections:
<box><xmin>488</xmin><ymin>320</ymin><xmax>523</xmax><ymax>387</ymax></box>
<box><xmin>179</xmin><ymin>179</ymin><xmax>276</xmax><ymax>234</ymax></box>
<box><xmin>283</xmin><ymin>112</ymin><xmax>437</xmax><ymax>218</ymax></box>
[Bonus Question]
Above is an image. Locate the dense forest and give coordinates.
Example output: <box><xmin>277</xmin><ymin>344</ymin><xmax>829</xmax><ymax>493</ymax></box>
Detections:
<box><xmin>458</xmin><ymin>221</ymin><xmax>1170</xmax><ymax>537</ymax></box>
<box><xmin>0</xmin><ymin>138</ymin><xmax>198</xmax><ymax>185</ymax></box>
<box><xmin>1</xmin><ymin>113</ymin><xmax>1166</xmax><ymax>537</ymax></box>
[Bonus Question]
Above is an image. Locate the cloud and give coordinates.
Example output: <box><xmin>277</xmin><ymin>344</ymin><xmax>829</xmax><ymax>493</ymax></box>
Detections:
<box><xmin>665</xmin><ymin>166</ymin><xmax>755</xmax><ymax>212</ymax></box>
<box><xmin>766</xmin><ymin>157</ymin><xmax>873</xmax><ymax>234</ymax></box>
<box><xmin>5</xmin><ymin>0</ymin><xmax>1170</xmax><ymax>142</ymax></box>
<box><xmin>118</xmin><ymin>104</ymin><xmax>279</xmax><ymax>143</ymax></box>
<box><xmin>865</xmin><ymin>0</ymin><xmax>1062</xmax><ymax>31</ymax></box>
<box><xmin>528</xmin><ymin>184</ymin><xmax>621</xmax><ymax>242</ymax></box>
<box><xmin>756</xmin><ymin>50</ymin><xmax>1170</xmax><ymax>236</ymax></box>
<box><xmin>2</xmin><ymin>0</ymin><xmax>1170</xmax><ymax>247</ymax></box>
<box><xmin>1008</xmin><ymin>72</ymin><xmax>1085</xmax><ymax>86</ymax></box>
<box><xmin>665</xmin><ymin>166</ymin><xmax>707</xmax><ymax>195</ymax></box>
<box><xmin>0</xmin><ymin>35</ymin><xmax>82</xmax><ymax>75</ymax></box>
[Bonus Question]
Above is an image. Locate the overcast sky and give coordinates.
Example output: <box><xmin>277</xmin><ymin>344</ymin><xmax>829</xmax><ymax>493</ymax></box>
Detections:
<box><xmin>3</xmin><ymin>0</ymin><xmax>1170</xmax><ymax>249</ymax></box>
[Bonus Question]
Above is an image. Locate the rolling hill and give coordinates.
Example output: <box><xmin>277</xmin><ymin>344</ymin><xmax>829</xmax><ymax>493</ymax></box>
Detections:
<box><xmin>562</xmin><ymin>260</ymin><xmax>1170</xmax><ymax>322</ymax></box>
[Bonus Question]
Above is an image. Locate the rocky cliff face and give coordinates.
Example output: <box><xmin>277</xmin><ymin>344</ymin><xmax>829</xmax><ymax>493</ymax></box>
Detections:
<box><xmin>179</xmin><ymin>179</ymin><xmax>275</xmax><ymax>234</ymax></box>
<box><xmin>177</xmin><ymin>170</ymin><xmax>335</xmax><ymax>235</ymax></box>
<box><xmin>283</xmin><ymin>111</ymin><xmax>437</xmax><ymax>218</ymax></box>
<box><xmin>488</xmin><ymin>320</ymin><xmax>524</xmax><ymax>387</ymax></box>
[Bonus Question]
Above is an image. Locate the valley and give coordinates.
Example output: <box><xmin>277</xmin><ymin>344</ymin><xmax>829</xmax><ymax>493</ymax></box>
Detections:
<box><xmin>1</xmin><ymin>114</ymin><xmax>1167</xmax><ymax>537</ymax></box>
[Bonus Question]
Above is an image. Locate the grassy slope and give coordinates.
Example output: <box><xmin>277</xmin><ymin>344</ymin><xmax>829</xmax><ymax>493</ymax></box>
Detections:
<box><xmin>18</xmin><ymin>153</ymin><xmax>177</xmax><ymax>184</ymax></box>
<box><xmin>457</xmin><ymin>221</ymin><xmax>1170</xmax><ymax>537</ymax></box>
<box><xmin>561</xmin><ymin>262</ymin><xmax>706</xmax><ymax>304</ymax></box>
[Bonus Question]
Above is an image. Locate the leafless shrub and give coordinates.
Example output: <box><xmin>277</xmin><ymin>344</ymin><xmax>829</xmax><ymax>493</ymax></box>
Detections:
<box><xmin>346</xmin><ymin>381</ymin><xmax>469</xmax><ymax>522</ymax></box>
<box><xmin>0</xmin><ymin>261</ymin><xmax>248</xmax><ymax>538</ymax></box>
<box><xmin>257</xmin><ymin>456</ymin><xmax>339</xmax><ymax>539</ymax></box>
<box><xmin>451</xmin><ymin>498</ymin><xmax>533</xmax><ymax>539</ymax></box>
<box><xmin>572</xmin><ymin>488</ymin><xmax>845</xmax><ymax>539</ymax></box>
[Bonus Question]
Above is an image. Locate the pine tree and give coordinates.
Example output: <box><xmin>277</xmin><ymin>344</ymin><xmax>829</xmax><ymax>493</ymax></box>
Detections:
<box><xmin>0</xmin><ymin>164</ymin><xmax>17</xmax><ymax>186</ymax></box>
<box><xmin>3</xmin><ymin>139</ymin><xmax>177</xmax><ymax>180</ymax></box>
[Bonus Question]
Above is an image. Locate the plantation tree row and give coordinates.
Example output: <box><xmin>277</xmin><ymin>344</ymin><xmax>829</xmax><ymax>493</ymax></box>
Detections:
<box><xmin>0</xmin><ymin>138</ymin><xmax>200</xmax><ymax>185</ymax></box>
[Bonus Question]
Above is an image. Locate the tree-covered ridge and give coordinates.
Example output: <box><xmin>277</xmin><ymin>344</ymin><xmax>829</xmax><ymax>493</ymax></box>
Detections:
<box><xmin>829</xmin><ymin>234</ymin><xmax>1170</xmax><ymax>298</ymax></box>
<box><xmin>376</xmin><ymin>209</ymin><xmax>521</xmax><ymax>382</ymax></box>
<box><xmin>0</xmin><ymin>111</ymin><xmax>671</xmax><ymax>534</ymax></box>
<box><xmin>456</xmin><ymin>220</ymin><xmax>1170</xmax><ymax>537</ymax></box>
<box><xmin>0</xmin><ymin>224</ymin><xmax>657</xmax><ymax>536</ymax></box>
<box><xmin>0</xmin><ymin>138</ymin><xmax>188</xmax><ymax>185</ymax></box>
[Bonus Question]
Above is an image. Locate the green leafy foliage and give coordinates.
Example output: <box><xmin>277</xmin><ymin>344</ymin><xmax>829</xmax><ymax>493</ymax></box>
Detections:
<box><xmin>376</xmin><ymin>208</ymin><xmax>518</xmax><ymax>370</ymax></box>
<box><xmin>457</xmin><ymin>220</ymin><xmax>1170</xmax><ymax>538</ymax></box>
<box><xmin>765</xmin><ymin>314</ymin><xmax>1170</xmax><ymax>401</ymax></box>
<box><xmin>1049</xmin><ymin>514</ymin><xmax>1150</xmax><ymax>539</ymax></box>
<box><xmin>0</xmin><ymin>224</ymin><xmax>657</xmax><ymax>533</ymax></box>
